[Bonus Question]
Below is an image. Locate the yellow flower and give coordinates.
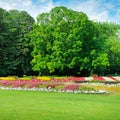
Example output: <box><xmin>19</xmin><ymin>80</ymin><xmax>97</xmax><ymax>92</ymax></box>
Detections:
<box><xmin>36</xmin><ymin>76</ymin><xmax>51</xmax><ymax>81</ymax></box>
<box><xmin>0</xmin><ymin>77</ymin><xmax>15</xmax><ymax>80</ymax></box>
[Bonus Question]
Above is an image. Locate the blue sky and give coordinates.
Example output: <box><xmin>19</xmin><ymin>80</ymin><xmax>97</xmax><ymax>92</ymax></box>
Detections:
<box><xmin>0</xmin><ymin>0</ymin><xmax>120</xmax><ymax>23</ymax></box>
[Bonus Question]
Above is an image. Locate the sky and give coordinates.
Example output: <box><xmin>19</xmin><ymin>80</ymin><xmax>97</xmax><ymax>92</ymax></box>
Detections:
<box><xmin>0</xmin><ymin>0</ymin><xmax>120</xmax><ymax>24</ymax></box>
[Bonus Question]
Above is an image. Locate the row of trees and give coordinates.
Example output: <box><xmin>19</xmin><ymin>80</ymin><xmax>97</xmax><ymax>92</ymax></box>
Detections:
<box><xmin>0</xmin><ymin>7</ymin><xmax>120</xmax><ymax>76</ymax></box>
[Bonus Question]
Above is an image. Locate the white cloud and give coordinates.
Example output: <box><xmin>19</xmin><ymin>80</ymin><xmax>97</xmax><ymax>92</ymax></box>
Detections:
<box><xmin>22</xmin><ymin>0</ymin><xmax>32</xmax><ymax>7</ymax></box>
<box><xmin>39</xmin><ymin>0</ymin><xmax>48</xmax><ymax>3</ymax></box>
<box><xmin>29</xmin><ymin>0</ymin><xmax>55</xmax><ymax>19</ymax></box>
<box><xmin>66</xmin><ymin>0</ymin><xmax>109</xmax><ymax>22</ymax></box>
<box><xmin>65</xmin><ymin>0</ymin><xmax>120</xmax><ymax>23</ymax></box>
<box><xmin>0</xmin><ymin>0</ymin><xmax>33</xmax><ymax>11</ymax></box>
<box><xmin>0</xmin><ymin>0</ymin><xmax>55</xmax><ymax>19</ymax></box>
<box><xmin>0</xmin><ymin>0</ymin><xmax>119</xmax><ymax>23</ymax></box>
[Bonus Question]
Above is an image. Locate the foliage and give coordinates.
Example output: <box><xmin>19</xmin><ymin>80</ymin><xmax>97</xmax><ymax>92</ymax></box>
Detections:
<box><xmin>63</xmin><ymin>84</ymin><xmax>80</xmax><ymax>91</ymax></box>
<box><xmin>97</xmin><ymin>22</ymin><xmax>120</xmax><ymax>75</ymax></box>
<box><xmin>0</xmin><ymin>6</ymin><xmax>120</xmax><ymax>76</ymax></box>
<box><xmin>79</xmin><ymin>85</ymin><xmax>95</xmax><ymax>91</ymax></box>
<box><xmin>36</xmin><ymin>76</ymin><xmax>51</xmax><ymax>81</ymax></box>
<box><xmin>90</xmin><ymin>85</ymin><xmax>120</xmax><ymax>93</ymax></box>
<box><xmin>0</xmin><ymin>76</ymin><xmax>15</xmax><ymax>80</ymax></box>
<box><xmin>29</xmin><ymin>6</ymin><xmax>109</xmax><ymax>76</ymax></box>
<box><xmin>0</xmin><ymin>76</ymin><xmax>120</xmax><ymax>93</ymax></box>
<box><xmin>0</xmin><ymin>8</ymin><xmax>34</xmax><ymax>76</ymax></box>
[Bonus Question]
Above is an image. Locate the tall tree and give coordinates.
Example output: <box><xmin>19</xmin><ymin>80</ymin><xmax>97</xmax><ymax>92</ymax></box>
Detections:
<box><xmin>98</xmin><ymin>22</ymin><xmax>120</xmax><ymax>75</ymax></box>
<box><xmin>0</xmin><ymin>8</ymin><xmax>34</xmax><ymax>76</ymax></box>
<box><xmin>29</xmin><ymin>6</ymin><xmax>109</xmax><ymax>76</ymax></box>
<box><xmin>0</xmin><ymin>8</ymin><xmax>9</xmax><ymax>75</ymax></box>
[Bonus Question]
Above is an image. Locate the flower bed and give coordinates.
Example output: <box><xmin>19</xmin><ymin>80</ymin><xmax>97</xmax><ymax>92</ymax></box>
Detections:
<box><xmin>108</xmin><ymin>76</ymin><xmax>119</xmax><ymax>82</ymax></box>
<box><xmin>63</xmin><ymin>84</ymin><xmax>80</xmax><ymax>91</ymax></box>
<box><xmin>0</xmin><ymin>79</ymin><xmax>108</xmax><ymax>94</ymax></box>
<box><xmin>0</xmin><ymin>76</ymin><xmax>120</xmax><ymax>83</ymax></box>
<box><xmin>93</xmin><ymin>76</ymin><xmax>105</xmax><ymax>81</ymax></box>
<box><xmin>0</xmin><ymin>76</ymin><xmax>120</xmax><ymax>94</ymax></box>
<box><xmin>0</xmin><ymin>77</ymin><xmax>15</xmax><ymax>81</ymax></box>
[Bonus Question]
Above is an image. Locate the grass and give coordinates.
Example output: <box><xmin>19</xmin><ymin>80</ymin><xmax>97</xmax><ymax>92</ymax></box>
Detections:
<box><xmin>18</xmin><ymin>75</ymin><xmax>69</xmax><ymax>80</ymax></box>
<box><xmin>0</xmin><ymin>90</ymin><xmax>120</xmax><ymax>120</ymax></box>
<box><xmin>17</xmin><ymin>76</ymin><xmax>67</xmax><ymax>81</ymax></box>
<box><xmin>18</xmin><ymin>76</ymin><xmax>33</xmax><ymax>80</ymax></box>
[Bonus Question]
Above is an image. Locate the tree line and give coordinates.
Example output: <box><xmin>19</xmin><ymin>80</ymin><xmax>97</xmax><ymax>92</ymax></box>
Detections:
<box><xmin>0</xmin><ymin>6</ymin><xmax>120</xmax><ymax>76</ymax></box>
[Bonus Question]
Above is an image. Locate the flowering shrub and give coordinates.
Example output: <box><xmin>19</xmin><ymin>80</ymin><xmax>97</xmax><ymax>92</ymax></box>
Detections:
<box><xmin>63</xmin><ymin>84</ymin><xmax>80</xmax><ymax>91</ymax></box>
<box><xmin>67</xmin><ymin>77</ymin><xmax>85</xmax><ymax>82</ymax></box>
<box><xmin>108</xmin><ymin>76</ymin><xmax>118</xmax><ymax>82</ymax></box>
<box><xmin>0</xmin><ymin>80</ymin><xmax>13</xmax><ymax>86</ymax></box>
<box><xmin>25</xmin><ymin>83</ymin><xmax>40</xmax><ymax>88</ymax></box>
<box><xmin>90</xmin><ymin>84</ymin><xmax>120</xmax><ymax>92</ymax></box>
<box><xmin>93</xmin><ymin>76</ymin><xmax>105</xmax><ymax>81</ymax></box>
<box><xmin>46</xmin><ymin>83</ymin><xmax>62</xmax><ymax>89</ymax></box>
<box><xmin>50</xmin><ymin>77</ymin><xmax>85</xmax><ymax>83</ymax></box>
<box><xmin>79</xmin><ymin>85</ymin><xmax>95</xmax><ymax>91</ymax></box>
<box><xmin>0</xmin><ymin>76</ymin><xmax>120</xmax><ymax>94</ymax></box>
<box><xmin>0</xmin><ymin>77</ymin><xmax>15</xmax><ymax>81</ymax></box>
<box><xmin>36</xmin><ymin>76</ymin><xmax>51</xmax><ymax>81</ymax></box>
<box><xmin>18</xmin><ymin>76</ymin><xmax>33</xmax><ymax>80</ymax></box>
<box><xmin>1</xmin><ymin>76</ymin><xmax>119</xmax><ymax>83</ymax></box>
<box><xmin>12</xmin><ymin>81</ymin><xmax>26</xmax><ymax>88</ymax></box>
<box><xmin>0</xmin><ymin>79</ymin><xmax>44</xmax><ymax>88</ymax></box>
<box><xmin>24</xmin><ymin>79</ymin><xmax>45</xmax><ymax>88</ymax></box>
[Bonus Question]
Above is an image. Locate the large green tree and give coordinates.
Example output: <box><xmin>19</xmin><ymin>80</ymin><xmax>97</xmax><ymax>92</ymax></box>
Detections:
<box><xmin>0</xmin><ymin>8</ymin><xmax>9</xmax><ymax>75</ymax></box>
<box><xmin>99</xmin><ymin>22</ymin><xmax>120</xmax><ymax>74</ymax></box>
<box><xmin>0</xmin><ymin>8</ymin><xmax>34</xmax><ymax>76</ymax></box>
<box><xmin>29</xmin><ymin>7</ymin><xmax>109</xmax><ymax>76</ymax></box>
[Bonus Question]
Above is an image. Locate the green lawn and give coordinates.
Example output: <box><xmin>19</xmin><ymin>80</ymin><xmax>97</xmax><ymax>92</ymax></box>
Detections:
<box><xmin>0</xmin><ymin>90</ymin><xmax>120</xmax><ymax>120</ymax></box>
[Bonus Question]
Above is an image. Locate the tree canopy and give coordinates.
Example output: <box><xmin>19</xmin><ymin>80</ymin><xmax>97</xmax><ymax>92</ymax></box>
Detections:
<box><xmin>0</xmin><ymin>6</ymin><xmax>120</xmax><ymax>76</ymax></box>
<box><xmin>29</xmin><ymin>7</ymin><xmax>109</xmax><ymax>76</ymax></box>
<box><xmin>0</xmin><ymin>8</ymin><xmax>34</xmax><ymax>76</ymax></box>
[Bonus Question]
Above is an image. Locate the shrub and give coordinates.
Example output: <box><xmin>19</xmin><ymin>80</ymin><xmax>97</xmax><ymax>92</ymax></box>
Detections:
<box><xmin>79</xmin><ymin>85</ymin><xmax>95</xmax><ymax>91</ymax></box>
<box><xmin>0</xmin><ymin>77</ymin><xmax>15</xmax><ymax>81</ymax></box>
<box><xmin>36</xmin><ymin>76</ymin><xmax>51</xmax><ymax>81</ymax></box>
<box><xmin>63</xmin><ymin>84</ymin><xmax>80</xmax><ymax>91</ymax></box>
<box><xmin>46</xmin><ymin>83</ymin><xmax>62</xmax><ymax>89</ymax></box>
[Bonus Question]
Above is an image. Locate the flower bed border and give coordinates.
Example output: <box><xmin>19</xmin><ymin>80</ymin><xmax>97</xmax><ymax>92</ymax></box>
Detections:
<box><xmin>0</xmin><ymin>86</ymin><xmax>108</xmax><ymax>94</ymax></box>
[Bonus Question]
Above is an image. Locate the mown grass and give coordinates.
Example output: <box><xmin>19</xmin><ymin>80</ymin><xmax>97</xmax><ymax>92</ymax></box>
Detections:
<box><xmin>0</xmin><ymin>90</ymin><xmax>120</xmax><ymax>120</ymax></box>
